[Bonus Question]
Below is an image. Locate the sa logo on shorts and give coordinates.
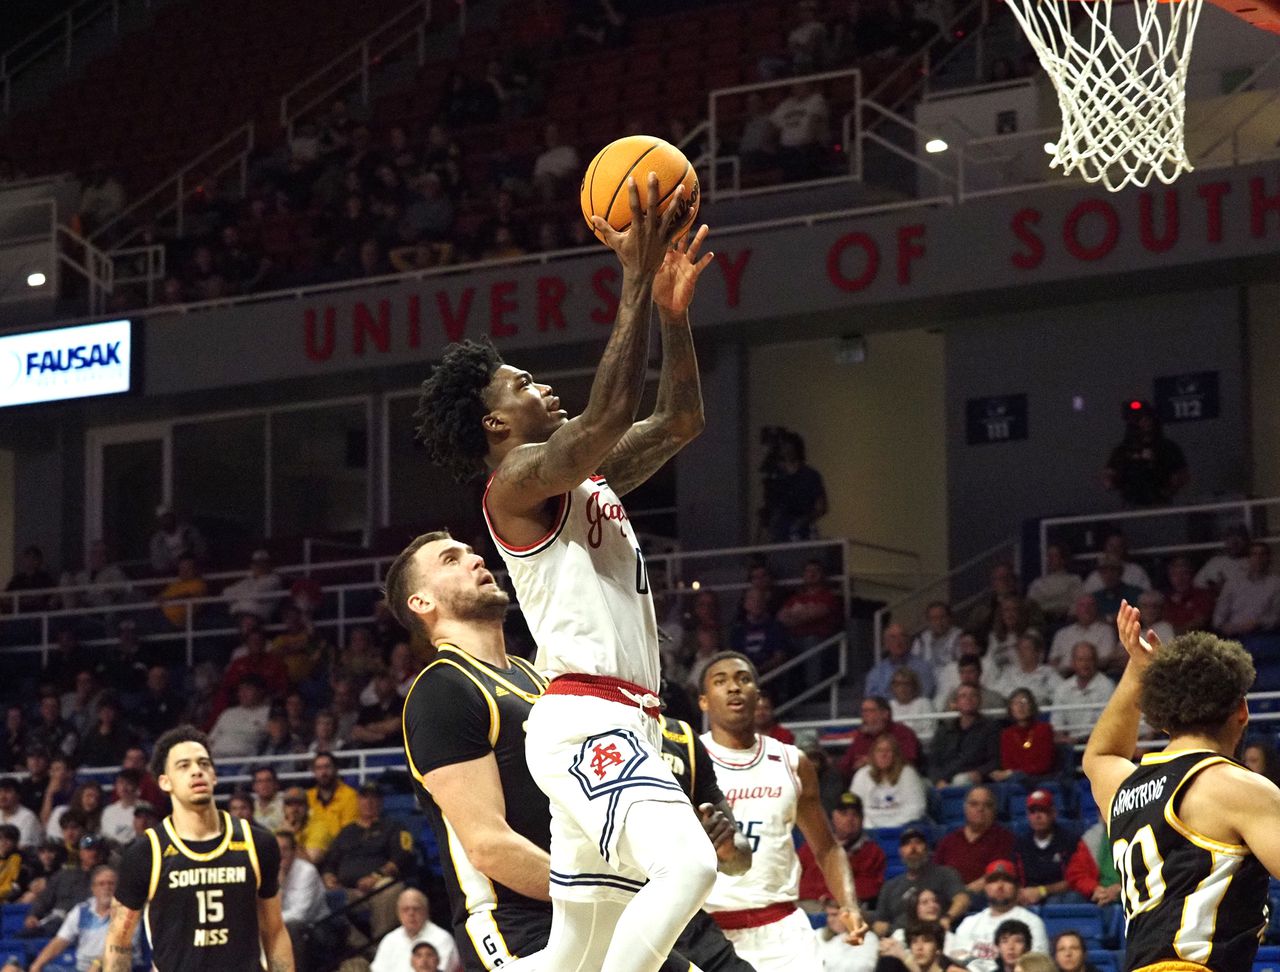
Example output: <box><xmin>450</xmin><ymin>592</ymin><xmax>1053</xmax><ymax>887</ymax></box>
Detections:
<box><xmin>569</xmin><ymin>729</ymin><xmax>649</xmax><ymax>798</ymax></box>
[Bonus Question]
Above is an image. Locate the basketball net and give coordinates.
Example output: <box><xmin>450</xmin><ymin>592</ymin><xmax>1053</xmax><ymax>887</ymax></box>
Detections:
<box><xmin>1003</xmin><ymin>0</ymin><xmax>1207</xmax><ymax>192</ymax></box>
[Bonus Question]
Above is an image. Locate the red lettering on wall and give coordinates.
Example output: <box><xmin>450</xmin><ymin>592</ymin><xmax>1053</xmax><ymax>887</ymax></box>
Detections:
<box><xmin>1198</xmin><ymin>181</ymin><xmax>1230</xmax><ymax>243</ymax></box>
<box><xmin>353</xmin><ymin>300</ymin><xmax>391</xmax><ymax>355</ymax></box>
<box><xmin>590</xmin><ymin>266</ymin><xmax>619</xmax><ymax>324</ymax></box>
<box><xmin>1139</xmin><ymin>191</ymin><xmax>1179</xmax><ymax>254</ymax></box>
<box><xmin>537</xmin><ymin>276</ymin><xmax>568</xmax><ymax>331</ymax></box>
<box><xmin>304</xmin><ymin>307</ymin><xmax>336</xmax><ymax>362</ymax></box>
<box><xmin>826</xmin><ymin>233</ymin><xmax>879</xmax><ymax>292</ymax></box>
<box><xmin>1009</xmin><ymin>209</ymin><xmax>1045</xmax><ymax>269</ymax></box>
<box><xmin>897</xmin><ymin>224</ymin><xmax>926</xmax><ymax>285</ymax></box>
<box><xmin>435</xmin><ymin>288</ymin><xmax>475</xmax><ymax>342</ymax></box>
<box><xmin>407</xmin><ymin>294</ymin><xmax>421</xmax><ymax>349</ymax></box>
<box><xmin>1250</xmin><ymin>176</ymin><xmax>1280</xmax><ymax>238</ymax></box>
<box><xmin>715</xmin><ymin>250</ymin><xmax>752</xmax><ymax>308</ymax></box>
<box><xmin>1063</xmin><ymin>199</ymin><xmax>1120</xmax><ymax>261</ymax></box>
<box><xmin>490</xmin><ymin>281</ymin><xmax>519</xmax><ymax>338</ymax></box>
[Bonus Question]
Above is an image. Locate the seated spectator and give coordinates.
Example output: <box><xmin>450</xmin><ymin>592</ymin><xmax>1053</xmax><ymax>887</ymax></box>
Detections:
<box><xmin>341</xmin><ymin>628</ymin><xmax>386</xmax><ymax>684</ymax></box>
<box><xmin>309</xmin><ymin>710</ymin><xmax>345</xmax><ymax>755</ymax></box>
<box><xmin>912</xmin><ymin>602</ymin><xmax>963</xmax><ymax>669</ymax></box>
<box><xmin>974</xmin><ymin>918</ymin><xmax>1033</xmax><ymax>972</ymax></box>
<box><xmin>777</xmin><ymin>559</ymin><xmax>844</xmax><ymax>645</ymax></box>
<box><xmin>936</xmin><ymin>655</ymin><xmax>1005</xmax><ymax>714</ymax></box>
<box><xmin>385</xmin><ymin>642</ymin><xmax>421</xmax><ymax>699</ymax></box>
<box><xmin>1195</xmin><ymin>525</ymin><xmax>1251</xmax><ymax>592</ymax></box>
<box><xmin>0</xmin><ymin>825</ymin><xmax>21</xmax><ymax>902</ymax></box>
<box><xmin>0</xmin><ymin>706</ymin><xmax>26</xmax><ymax>772</ymax></box>
<box><xmin>838</xmin><ymin>697</ymin><xmax>922</xmax><ymax>783</ymax></box>
<box><xmin>744</xmin><ymin>563</ymin><xmax>786</xmax><ymax>617</ymax></box>
<box><xmin>148</xmin><ymin>507</ymin><xmax>206</xmax><ymax>575</ymax></box>
<box><xmin>796</xmin><ymin>730</ymin><xmax>847</xmax><ymax>812</ymax></box>
<box><xmin>1052</xmin><ymin>931</ymin><xmax>1102</xmax><ymax>972</ymax></box>
<box><xmin>217</xmin><ymin>630</ymin><xmax>290</xmax><ymax>712</ymax></box>
<box><xmin>74</xmin><ymin>696</ymin><xmax>136</xmax><ymax>769</ymax></box>
<box><xmin>156</xmin><ymin>555</ymin><xmax>207</xmax><ymax>628</ymax></box>
<box><xmin>98</xmin><ymin>770</ymin><xmax>143</xmax><ymax>846</ymax></box>
<box><xmin>1213</xmin><ymin>541</ymin><xmax>1280</xmax><ymax>636</ymax></box>
<box><xmin>369</xmin><ymin>887</ymin><xmax>458</xmax><ymax>972</ymax></box>
<box><xmin>36</xmin><ymin>754</ymin><xmax>75</xmax><ymax>832</ymax></box>
<box><xmin>134</xmin><ymin>666</ymin><xmax>185</xmax><ymax>741</ymax></box>
<box><xmin>1013</xmin><ymin>790</ymin><xmax>1098</xmax><ymax>907</ymax></box>
<box><xmin>817</xmin><ymin>897</ymin><xmax>880</xmax><ymax>970</ymax></box>
<box><xmin>851</xmin><ymin>734</ymin><xmax>927</xmax><ymax>829</ymax></box>
<box><xmin>990</xmin><ymin>691</ymin><xmax>1056</xmax><ymax>783</ymax></box>
<box><xmin>320</xmin><ymin>783</ymin><xmax>417</xmax><ymax>941</ymax></box>
<box><xmin>932</xmin><ymin>634</ymin><xmax>982</xmax><ymax>705</ymax></box>
<box><xmin>19</xmin><ymin>746</ymin><xmax>55</xmax><ymax>812</ymax></box>
<box><xmin>878</xmin><ymin>919</ymin><xmax>964</xmax><ymax>972</ymax></box>
<box><xmin>60</xmin><ymin>672</ymin><xmax>101</xmax><ymax>741</ymax></box>
<box><xmin>222</xmin><ymin>549</ymin><xmax>283</xmax><ymax>621</ymax></box>
<box><xmin>799</xmin><ymin>793</ymin><xmax>886</xmax><ymax>911</ymax></box>
<box><xmin>5</xmin><ymin>545</ymin><xmax>56</xmax><ymax>612</ymax></box>
<box><xmin>1243</xmin><ymin>739</ymin><xmax>1280</xmax><ymax>786</ymax></box>
<box><xmin>228</xmin><ymin>792</ymin><xmax>254</xmax><ymax>821</ymax></box>
<box><xmin>22</xmin><ymin>863</ymin><xmax>142</xmax><ymax>971</ymax></box>
<box><xmin>884</xmin><ymin>891</ymin><xmax>961</xmax><ymax>956</ymax></box>
<box><xmin>531</xmin><ymin>123</ymin><xmax>580</xmax><ymax>202</ymax></box>
<box><xmin>349</xmin><ymin>671</ymin><xmax>405</xmax><ymax>748</ymax></box>
<box><xmin>986</xmin><ymin>596</ymin><xmax>1037</xmax><ymax>672</ymax></box>
<box><xmin>258</xmin><ymin>712</ymin><xmax>303</xmax><ymax>760</ymax></box>
<box><xmin>1048</xmin><ymin>595</ymin><xmax>1117</xmax><ymax>675</ymax></box>
<box><xmin>250</xmin><ymin>766</ymin><xmax>286</xmax><ymax>831</ymax></box>
<box><xmin>48</xmin><ymin>781</ymin><xmax>102</xmax><ymax>842</ymax></box>
<box><xmin>1015</xmin><ymin>953</ymin><xmax>1056</xmax><ymax>972</ymax></box>
<box><xmin>934</xmin><ymin>785</ymin><xmax>1014</xmax><ymax>892</ymax></box>
<box><xmin>995</xmin><ymin>634</ymin><xmax>1060</xmax><ymax>707</ymax></box>
<box><xmin>965</xmin><ymin>564</ymin><xmax>1036</xmax><ymax>643</ymax></box>
<box><xmin>1025</xmin><ymin>544</ymin><xmax>1082</xmax><ymax>621</ymax></box>
<box><xmin>124</xmin><ymin>802</ymin><xmax>160</xmax><ymax>853</ymax></box>
<box><xmin>754</xmin><ymin>689</ymin><xmax>794</xmax><ymax>744</ymax></box>
<box><xmin>1051</xmin><ymin>642</ymin><xmax>1115</xmax><ymax>745</ymax></box>
<box><xmin>280</xmin><ymin>786</ymin><xmax>337</xmax><ymax>864</ymax></box>
<box><xmin>1164</xmin><ymin>556</ymin><xmax>1214</xmax><ymax>635</ymax></box>
<box><xmin>788</xmin><ymin>0</ymin><xmax>830</xmax><ymax>72</ymax></box>
<box><xmin>866</xmin><ymin>624</ymin><xmax>936</xmax><ymax>700</ymax></box>
<box><xmin>22</xmin><ymin>833</ymin><xmax>106</xmax><ymax>936</ymax></box>
<box><xmin>737</xmin><ymin>92</ymin><xmax>778</xmax><ymax>173</ymax></box>
<box><xmin>871</xmin><ymin>828</ymin><xmax>969</xmax><ymax>936</ymax></box>
<box><xmin>729</xmin><ymin>588</ymin><xmax>792</xmax><ymax>674</ymax></box>
<box><xmin>270</xmin><ymin>605</ymin><xmax>326</xmax><ymax>686</ymax></box>
<box><xmin>889</xmin><ymin>668</ymin><xmax>936</xmax><ymax>742</ymax></box>
<box><xmin>771</xmin><ymin>81</ymin><xmax>829</xmax><ymax>181</ymax></box>
<box><xmin>57</xmin><ymin>540</ymin><xmax>131</xmax><ymax>612</ymax></box>
<box><xmin>277</xmin><ymin>829</ymin><xmax>329</xmax><ymax>951</ymax></box>
<box><xmin>1087</xmin><ymin>555</ymin><xmax>1143</xmax><ymax>623</ymax></box>
<box><xmin>1079</xmin><ymin>818</ymin><xmax>1122</xmax><ymax>906</ymax></box>
<box><xmin>307</xmin><ymin>752</ymin><xmax>358</xmax><ymax>837</ymax></box>
<box><xmin>120</xmin><ymin>746</ymin><xmax>165</xmax><ymax>811</ymax></box>
<box><xmin>1136</xmin><ymin>589</ymin><xmax>1175</xmax><ymax>646</ymax></box>
<box><xmin>951</xmin><ymin>861</ymin><xmax>1049</xmax><ymax>961</ymax></box>
<box><xmin>17</xmin><ymin>837</ymin><xmax>65</xmax><ymax>905</ymax></box>
<box><xmin>1082</xmin><ymin>532</ymin><xmax>1151</xmax><ymax>594</ymax></box>
<box><xmin>208</xmin><ymin>677</ymin><xmax>272</xmax><ymax>758</ymax></box>
<box><xmin>0</xmin><ymin>779</ymin><xmax>40</xmax><ymax>848</ymax></box>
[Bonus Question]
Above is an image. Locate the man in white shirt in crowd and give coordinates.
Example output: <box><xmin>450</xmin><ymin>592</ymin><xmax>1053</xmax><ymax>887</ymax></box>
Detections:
<box><xmin>531</xmin><ymin>122</ymin><xmax>580</xmax><ymax>202</ymax></box>
<box><xmin>1213</xmin><ymin>541</ymin><xmax>1280</xmax><ymax>636</ymax></box>
<box><xmin>1025</xmin><ymin>544</ymin><xmax>1082</xmax><ymax>621</ymax></box>
<box><xmin>252</xmin><ymin>765</ymin><xmax>287</xmax><ymax>832</ymax></box>
<box><xmin>276</xmin><ymin>830</ymin><xmax>329</xmax><ymax>947</ymax></box>
<box><xmin>223</xmin><ymin>549</ymin><xmax>283</xmax><ymax>622</ymax></box>
<box><xmin>770</xmin><ymin>81</ymin><xmax>829</xmax><ymax>180</ymax></box>
<box><xmin>1194</xmin><ymin>525</ymin><xmax>1251</xmax><ymax>592</ymax></box>
<box><xmin>911</xmin><ymin>602</ymin><xmax>963</xmax><ymax>669</ymax></box>
<box><xmin>1082</xmin><ymin>532</ymin><xmax>1150</xmax><ymax>594</ymax></box>
<box><xmin>22</xmin><ymin>864</ymin><xmax>142</xmax><ymax>972</ymax></box>
<box><xmin>369</xmin><ymin>887</ymin><xmax>459</xmax><ymax>972</ymax></box>
<box><xmin>98</xmin><ymin>769</ymin><xmax>142</xmax><ymax>846</ymax></box>
<box><xmin>951</xmin><ymin>860</ymin><xmax>1048</xmax><ymax>962</ymax></box>
<box><xmin>1050</xmin><ymin>643</ymin><xmax>1115</xmax><ymax>745</ymax></box>
<box><xmin>1048</xmin><ymin>595</ymin><xmax>1116</xmax><ymax>675</ymax></box>
<box><xmin>0</xmin><ymin>778</ymin><xmax>41</xmax><ymax>848</ymax></box>
<box><xmin>1135</xmin><ymin>590</ymin><xmax>1175</xmax><ymax>647</ymax></box>
<box><xmin>58</xmin><ymin>540</ymin><xmax>132</xmax><ymax>611</ymax></box>
<box><xmin>995</xmin><ymin>633</ymin><xmax>1061</xmax><ymax>707</ymax></box>
<box><xmin>817</xmin><ymin>898</ymin><xmax>879</xmax><ymax>971</ymax></box>
<box><xmin>208</xmin><ymin>675</ymin><xmax>272</xmax><ymax>758</ymax></box>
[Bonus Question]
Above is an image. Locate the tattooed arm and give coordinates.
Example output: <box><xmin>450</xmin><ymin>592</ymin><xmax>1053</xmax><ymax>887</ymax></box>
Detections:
<box><xmin>258</xmin><ymin>893</ymin><xmax>296</xmax><ymax>972</ymax></box>
<box><xmin>600</xmin><ymin>225</ymin><xmax>713</xmax><ymax>497</ymax></box>
<box><xmin>102</xmin><ymin>902</ymin><xmax>141</xmax><ymax>972</ymax></box>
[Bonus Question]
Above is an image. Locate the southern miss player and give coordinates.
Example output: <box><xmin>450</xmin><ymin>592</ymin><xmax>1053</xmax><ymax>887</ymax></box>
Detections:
<box><xmin>390</xmin><ymin>529</ymin><xmax>754</xmax><ymax>971</ymax></box>
<box><xmin>413</xmin><ymin>174</ymin><xmax>717</xmax><ymax>972</ymax></box>
<box><xmin>1084</xmin><ymin>601</ymin><xmax>1280</xmax><ymax>972</ymax></box>
<box><xmin>103</xmin><ymin>726</ymin><xmax>293</xmax><ymax>972</ymax></box>
<box><xmin>699</xmin><ymin>652</ymin><xmax>867</xmax><ymax>971</ymax></box>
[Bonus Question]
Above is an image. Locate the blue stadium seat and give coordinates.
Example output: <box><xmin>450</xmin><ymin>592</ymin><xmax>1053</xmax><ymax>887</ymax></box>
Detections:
<box><xmin>364</xmin><ymin>752</ymin><xmax>402</xmax><ymax>769</ymax></box>
<box><xmin>382</xmin><ymin>794</ymin><xmax>418</xmax><ymax>818</ymax></box>
<box><xmin>808</xmin><ymin>911</ymin><xmax>827</xmax><ymax>930</ymax></box>
<box><xmin>938</xmin><ymin>786</ymin><xmax>968</xmax><ymax>824</ymax></box>
<box><xmin>1089</xmin><ymin>954</ymin><xmax>1118</xmax><ymax>972</ymax></box>
<box><xmin>1101</xmin><ymin>903</ymin><xmax>1125</xmax><ymax>948</ymax></box>
<box><xmin>1041</xmin><ymin>903</ymin><xmax>1105</xmax><ymax>948</ymax></box>
<box><xmin>885</xmin><ymin>862</ymin><xmax>907</xmax><ymax>880</ymax></box>
<box><xmin>1256</xmin><ymin>945</ymin><xmax>1280</xmax><ymax>962</ymax></box>
<box><xmin>1</xmin><ymin>904</ymin><xmax>30</xmax><ymax>935</ymax></box>
<box><xmin>0</xmin><ymin>942</ymin><xmax>25</xmax><ymax>968</ymax></box>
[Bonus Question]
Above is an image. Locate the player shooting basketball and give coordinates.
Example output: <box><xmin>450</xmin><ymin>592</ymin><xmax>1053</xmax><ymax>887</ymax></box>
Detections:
<box><xmin>414</xmin><ymin>174</ymin><xmax>719</xmax><ymax>972</ymax></box>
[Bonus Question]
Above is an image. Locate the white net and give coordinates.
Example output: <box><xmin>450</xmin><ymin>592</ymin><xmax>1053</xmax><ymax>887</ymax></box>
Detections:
<box><xmin>1003</xmin><ymin>0</ymin><xmax>1207</xmax><ymax>192</ymax></box>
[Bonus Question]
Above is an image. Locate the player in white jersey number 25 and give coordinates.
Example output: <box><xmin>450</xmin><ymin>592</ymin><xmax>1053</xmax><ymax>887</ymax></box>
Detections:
<box><xmin>700</xmin><ymin>652</ymin><xmax>868</xmax><ymax>972</ymax></box>
<box><xmin>414</xmin><ymin>174</ymin><xmax>719</xmax><ymax>972</ymax></box>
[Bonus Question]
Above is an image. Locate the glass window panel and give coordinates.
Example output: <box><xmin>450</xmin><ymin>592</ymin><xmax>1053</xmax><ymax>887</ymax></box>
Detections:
<box><xmin>385</xmin><ymin>395</ymin><xmax>484</xmax><ymax>536</ymax></box>
<box><xmin>101</xmin><ymin>439</ymin><xmax>164</xmax><ymax>562</ymax></box>
<box><xmin>173</xmin><ymin>415</ymin><xmax>267</xmax><ymax>553</ymax></box>
<box><xmin>271</xmin><ymin>404</ymin><xmax>368</xmax><ymax>539</ymax></box>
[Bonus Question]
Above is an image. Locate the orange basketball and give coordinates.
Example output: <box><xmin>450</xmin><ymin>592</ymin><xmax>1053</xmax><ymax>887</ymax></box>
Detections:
<box><xmin>579</xmin><ymin>135</ymin><xmax>700</xmax><ymax>245</ymax></box>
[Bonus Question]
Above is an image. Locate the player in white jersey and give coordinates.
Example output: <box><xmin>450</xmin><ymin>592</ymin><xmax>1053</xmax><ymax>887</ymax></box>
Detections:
<box><xmin>413</xmin><ymin>174</ymin><xmax>720</xmax><ymax>972</ymax></box>
<box><xmin>700</xmin><ymin>652</ymin><xmax>868</xmax><ymax>972</ymax></box>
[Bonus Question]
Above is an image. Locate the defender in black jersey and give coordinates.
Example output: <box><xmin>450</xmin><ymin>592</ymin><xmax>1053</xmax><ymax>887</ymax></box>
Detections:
<box><xmin>104</xmin><ymin>726</ymin><xmax>293</xmax><ymax>972</ymax></box>
<box><xmin>391</xmin><ymin>530</ymin><xmax>753</xmax><ymax>972</ymax></box>
<box><xmin>1084</xmin><ymin>602</ymin><xmax>1280</xmax><ymax>972</ymax></box>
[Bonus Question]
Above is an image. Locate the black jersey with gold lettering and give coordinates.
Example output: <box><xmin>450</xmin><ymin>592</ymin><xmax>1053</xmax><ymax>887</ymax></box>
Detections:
<box><xmin>115</xmin><ymin>811</ymin><xmax>280</xmax><ymax>972</ymax></box>
<box><xmin>403</xmin><ymin>644</ymin><xmax>552</xmax><ymax>971</ymax></box>
<box><xmin>1109</xmin><ymin>749</ymin><xmax>1268</xmax><ymax>971</ymax></box>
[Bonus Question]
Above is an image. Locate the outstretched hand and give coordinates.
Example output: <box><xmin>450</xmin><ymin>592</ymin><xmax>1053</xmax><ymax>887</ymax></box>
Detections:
<box><xmin>839</xmin><ymin>906</ymin><xmax>869</xmax><ymax>945</ymax></box>
<box><xmin>653</xmin><ymin>224</ymin><xmax>714</xmax><ymax>317</ymax></box>
<box><xmin>1116</xmin><ymin>599</ymin><xmax>1159</xmax><ymax>671</ymax></box>
<box><xmin>590</xmin><ymin>172</ymin><xmax>687</xmax><ymax>278</ymax></box>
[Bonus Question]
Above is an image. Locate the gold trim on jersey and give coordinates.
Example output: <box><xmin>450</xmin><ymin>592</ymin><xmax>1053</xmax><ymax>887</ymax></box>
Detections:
<box><xmin>1140</xmin><ymin>748</ymin><xmax>1216</xmax><ymax>766</ymax></box>
<box><xmin>423</xmin><ymin>658</ymin><xmax>501</xmax><ymax>749</ymax></box>
<box><xmin>438</xmin><ymin>644</ymin><xmax>546</xmax><ymax>703</ymax></box>
<box><xmin>442</xmin><ymin>815</ymin><xmax>498</xmax><ymax>914</ymax></box>
<box><xmin>241</xmin><ymin>816</ymin><xmax>262</xmax><ymax>890</ymax></box>
<box><xmin>1173</xmin><ymin>849</ymin><xmax>1238</xmax><ymax>965</ymax></box>
<box><xmin>1133</xmin><ymin>962</ymin><xmax>1211</xmax><ymax>971</ymax></box>
<box><xmin>162</xmin><ymin>811</ymin><xmax>235</xmax><ymax>862</ymax></box>
<box><xmin>145</xmin><ymin>829</ymin><xmax>162</xmax><ymax>901</ymax></box>
<box><xmin>675</xmin><ymin>719</ymin><xmax>698</xmax><ymax>798</ymax></box>
<box><xmin>402</xmin><ymin>664</ymin><xmax>437</xmax><ymax>786</ymax></box>
<box><xmin>1163</xmin><ymin>756</ymin><xmax>1249</xmax><ymax>856</ymax></box>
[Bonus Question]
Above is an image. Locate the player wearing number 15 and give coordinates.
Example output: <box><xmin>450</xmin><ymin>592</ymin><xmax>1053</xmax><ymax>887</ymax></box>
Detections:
<box><xmin>103</xmin><ymin>726</ymin><xmax>294</xmax><ymax>972</ymax></box>
<box><xmin>1083</xmin><ymin>603</ymin><xmax>1280</xmax><ymax>972</ymax></box>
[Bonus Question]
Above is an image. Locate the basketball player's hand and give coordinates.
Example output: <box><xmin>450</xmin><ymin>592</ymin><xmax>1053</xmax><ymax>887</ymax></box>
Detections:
<box><xmin>1116</xmin><ymin>599</ymin><xmax>1159</xmax><ymax>670</ymax></box>
<box><xmin>591</xmin><ymin>172</ymin><xmax>687</xmax><ymax>277</ymax></box>
<box><xmin>653</xmin><ymin>224</ymin><xmax>714</xmax><ymax>318</ymax></box>
<box><xmin>697</xmin><ymin>802</ymin><xmax>736</xmax><ymax>852</ymax></box>
<box><xmin>839</xmin><ymin>906</ymin><xmax>868</xmax><ymax>945</ymax></box>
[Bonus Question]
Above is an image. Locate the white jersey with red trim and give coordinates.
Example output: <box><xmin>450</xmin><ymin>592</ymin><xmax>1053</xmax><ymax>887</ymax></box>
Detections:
<box><xmin>483</xmin><ymin>474</ymin><xmax>660</xmax><ymax>692</ymax></box>
<box><xmin>701</xmin><ymin>731</ymin><xmax>803</xmax><ymax>911</ymax></box>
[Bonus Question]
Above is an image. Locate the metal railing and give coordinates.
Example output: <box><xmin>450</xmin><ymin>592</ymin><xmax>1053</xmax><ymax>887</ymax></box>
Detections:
<box><xmin>760</xmin><ymin>631</ymin><xmax>848</xmax><ymax>720</ymax></box>
<box><xmin>108</xmin><ymin>240</ymin><xmax>165</xmax><ymax>305</ymax></box>
<box><xmin>91</xmin><ymin>121</ymin><xmax>256</xmax><ymax>248</ymax></box>
<box><xmin>279</xmin><ymin>0</ymin><xmax>434</xmax><ymax>143</ymax></box>
<box><xmin>0</xmin><ymin>196</ymin><xmax>115</xmax><ymax>314</ymax></box>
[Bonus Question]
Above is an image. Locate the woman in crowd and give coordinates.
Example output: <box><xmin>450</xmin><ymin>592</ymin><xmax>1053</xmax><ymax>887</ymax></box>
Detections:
<box><xmin>850</xmin><ymin>733</ymin><xmax>927</xmax><ymax>829</ymax></box>
<box><xmin>987</xmin><ymin>595</ymin><xmax>1037</xmax><ymax>671</ymax></box>
<box><xmin>1051</xmin><ymin>931</ymin><xmax>1100</xmax><ymax>972</ymax></box>
<box><xmin>887</xmin><ymin>889</ymin><xmax>961</xmax><ymax>955</ymax></box>
<box><xmin>46</xmin><ymin>780</ymin><xmax>102</xmax><ymax>840</ymax></box>
<box><xmin>990</xmin><ymin>689</ymin><xmax>1056</xmax><ymax>783</ymax></box>
<box><xmin>1242</xmin><ymin>739</ymin><xmax>1280</xmax><ymax>786</ymax></box>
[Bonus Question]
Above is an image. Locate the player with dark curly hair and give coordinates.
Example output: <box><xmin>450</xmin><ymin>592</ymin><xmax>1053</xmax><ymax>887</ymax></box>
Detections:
<box><xmin>1084</xmin><ymin>602</ymin><xmax>1280</xmax><ymax>972</ymax></box>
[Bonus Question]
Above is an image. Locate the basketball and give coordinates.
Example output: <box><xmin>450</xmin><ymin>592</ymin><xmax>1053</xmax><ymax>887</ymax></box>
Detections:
<box><xmin>579</xmin><ymin>135</ymin><xmax>700</xmax><ymax>244</ymax></box>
